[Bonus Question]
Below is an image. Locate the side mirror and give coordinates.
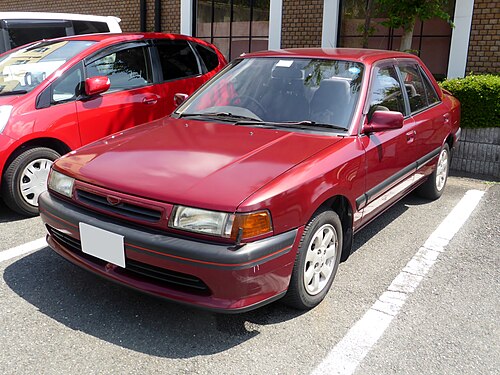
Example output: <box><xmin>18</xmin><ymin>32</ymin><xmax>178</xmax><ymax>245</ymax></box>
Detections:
<box><xmin>363</xmin><ymin>110</ymin><xmax>404</xmax><ymax>134</ymax></box>
<box><xmin>85</xmin><ymin>76</ymin><xmax>110</xmax><ymax>97</ymax></box>
<box><xmin>174</xmin><ymin>93</ymin><xmax>189</xmax><ymax>107</ymax></box>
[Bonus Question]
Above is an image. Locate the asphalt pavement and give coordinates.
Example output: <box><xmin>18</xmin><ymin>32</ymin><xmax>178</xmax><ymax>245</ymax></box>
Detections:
<box><xmin>0</xmin><ymin>176</ymin><xmax>498</xmax><ymax>375</ymax></box>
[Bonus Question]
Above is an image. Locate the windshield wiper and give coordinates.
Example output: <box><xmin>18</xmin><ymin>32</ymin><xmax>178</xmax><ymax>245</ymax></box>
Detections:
<box><xmin>179</xmin><ymin>112</ymin><xmax>262</xmax><ymax>122</ymax></box>
<box><xmin>278</xmin><ymin>121</ymin><xmax>348</xmax><ymax>131</ymax></box>
<box><xmin>235</xmin><ymin>120</ymin><xmax>347</xmax><ymax>131</ymax></box>
<box><xmin>0</xmin><ymin>90</ymin><xmax>28</xmax><ymax>96</ymax></box>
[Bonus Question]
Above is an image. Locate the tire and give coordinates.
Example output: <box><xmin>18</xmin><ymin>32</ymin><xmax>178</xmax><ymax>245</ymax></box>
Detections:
<box><xmin>2</xmin><ymin>147</ymin><xmax>60</xmax><ymax>216</ymax></box>
<box><xmin>416</xmin><ymin>144</ymin><xmax>450</xmax><ymax>200</ymax></box>
<box><xmin>283</xmin><ymin>210</ymin><xmax>343</xmax><ymax>310</ymax></box>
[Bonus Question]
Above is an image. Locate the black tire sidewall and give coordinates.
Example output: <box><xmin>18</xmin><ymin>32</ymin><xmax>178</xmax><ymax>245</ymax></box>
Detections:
<box><xmin>2</xmin><ymin>147</ymin><xmax>60</xmax><ymax>216</ymax></box>
<box><xmin>286</xmin><ymin>210</ymin><xmax>343</xmax><ymax>309</ymax></box>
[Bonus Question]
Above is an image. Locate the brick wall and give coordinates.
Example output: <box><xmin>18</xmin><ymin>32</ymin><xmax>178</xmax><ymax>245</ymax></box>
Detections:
<box><xmin>281</xmin><ymin>0</ymin><xmax>323</xmax><ymax>49</ymax></box>
<box><xmin>466</xmin><ymin>0</ymin><xmax>500</xmax><ymax>74</ymax></box>
<box><xmin>1</xmin><ymin>0</ymin><xmax>181</xmax><ymax>34</ymax></box>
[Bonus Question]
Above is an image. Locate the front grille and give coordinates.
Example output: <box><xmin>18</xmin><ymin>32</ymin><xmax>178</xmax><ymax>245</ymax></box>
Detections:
<box><xmin>47</xmin><ymin>226</ymin><xmax>210</xmax><ymax>295</ymax></box>
<box><xmin>76</xmin><ymin>189</ymin><xmax>162</xmax><ymax>223</ymax></box>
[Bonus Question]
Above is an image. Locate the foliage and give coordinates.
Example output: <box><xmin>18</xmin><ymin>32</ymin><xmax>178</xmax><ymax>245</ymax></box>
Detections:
<box><xmin>377</xmin><ymin>0</ymin><xmax>452</xmax><ymax>31</ymax></box>
<box><xmin>440</xmin><ymin>75</ymin><xmax>500</xmax><ymax>129</ymax></box>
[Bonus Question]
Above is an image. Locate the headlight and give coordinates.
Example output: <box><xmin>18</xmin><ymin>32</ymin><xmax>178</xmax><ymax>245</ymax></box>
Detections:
<box><xmin>47</xmin><ymin>169</ymin><xmax>75</xmax><ymax>198</ymax></box>
<box><xmin>169</xmin><ymin>206</ymin><xmax>272</xmax><ymax>241</ymax></box>
<box><xmin>0</xmin><ymin>105</ymin><xmax>13</xmax><ymax>133</ymax></box>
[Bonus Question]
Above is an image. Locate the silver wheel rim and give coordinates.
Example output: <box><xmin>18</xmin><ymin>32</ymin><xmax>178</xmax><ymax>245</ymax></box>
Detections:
<box><xmin>19</xmin><ymin>158</ymin><xmax>53</xmax><ymax>206</ymax></box>
<box><xmin>435</xmin><ymin>148</ymin><xmax>448</xmax><ymax>192</ymax></box>
<box><xmin>303</xmin><ymin>224</ymin><xmax>338</xmax><ymax>296</ymax></box>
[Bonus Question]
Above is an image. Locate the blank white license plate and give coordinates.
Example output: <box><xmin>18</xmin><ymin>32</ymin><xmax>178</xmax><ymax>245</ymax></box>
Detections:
<box><xmin>79</xmin><ymin>223</ymin><xmax>125</xmax><ymax>268</ymax></box>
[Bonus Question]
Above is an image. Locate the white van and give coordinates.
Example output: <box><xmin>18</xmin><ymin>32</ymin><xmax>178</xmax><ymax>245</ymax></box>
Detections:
<box><xmin>0</xmin><ymin>12</ymin><xmax>121</xmax><ymax>54</ymax></box>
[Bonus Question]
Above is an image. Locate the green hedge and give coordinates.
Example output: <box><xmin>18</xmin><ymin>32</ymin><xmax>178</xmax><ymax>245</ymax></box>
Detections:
<box><xmin>439</xmin><ymin>74</ymin><xmax>500</xmax><ymax>129</ymax></box>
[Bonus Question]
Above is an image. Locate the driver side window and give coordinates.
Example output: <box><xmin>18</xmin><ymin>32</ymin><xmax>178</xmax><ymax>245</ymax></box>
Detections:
<box><xmin>369</xmin><ymin>65</ymin><xmax>405</xmax><ymax>116</ymax></box>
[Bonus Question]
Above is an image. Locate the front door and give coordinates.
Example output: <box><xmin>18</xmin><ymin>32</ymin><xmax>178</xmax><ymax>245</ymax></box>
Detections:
<box><xmin>76</xmin><ymin>44</ymin><xmax>163</xmax><ymax>145</ymax></box>
<box><xmin>359</xmin><ymin>63</ymin><xmax>418</xmax><ymax>224</ymax></box>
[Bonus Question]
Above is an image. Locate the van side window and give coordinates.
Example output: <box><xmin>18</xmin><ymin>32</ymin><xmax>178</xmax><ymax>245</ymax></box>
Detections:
<box><xmin>156</xmin><ymin>40</ymin><xmax>200</xmax><ymax>81</ymax></box>
<box><xmin>194</xmin><ymin>43</ymin><xmax>219</xmax><ymax>72</ymax></box>
<box><xmin>73</xmin><ymin>21</ymin><xmax>109</xmax><ymax>34</ymax></box>
<box><xmin>7</xmin><ymin>25</ymin><xmax>67</xmax><ymax>49</ymax></box>
<box><xmin>86</xmin><ymin>46</ymin><xmax>152</xmax><ymax>91</ymax></box>
<box><xmin>51</xmin><ymin>64</ymin><xmax>83</xmax><ymax>104</ymax></box>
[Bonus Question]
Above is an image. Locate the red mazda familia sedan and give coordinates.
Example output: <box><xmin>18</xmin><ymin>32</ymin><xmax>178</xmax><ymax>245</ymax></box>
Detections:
<box><xmin>0</xmin><ymin>33</ymin><xmax>225</xmax><ymax>215</ymax></box>
<box><xmin>39</xmin><ymin>49</ymin><xmax>460</xmax><ymax>312</ymax></box>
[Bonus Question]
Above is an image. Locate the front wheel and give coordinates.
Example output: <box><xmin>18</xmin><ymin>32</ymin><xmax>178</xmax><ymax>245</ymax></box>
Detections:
<box><xmin>2</xmin><ymin>147</ymin><xmax>60</xmax><ymax>216</ymax></box>
<box><xmin>283</xmin><ymin>210</ymin><xmax>343</xmax><ymax>310</ymax></box>
<box><xmin>417</xmin><ymin>144</ymin><xmax>450</xmax><ymax>200</ymax></box>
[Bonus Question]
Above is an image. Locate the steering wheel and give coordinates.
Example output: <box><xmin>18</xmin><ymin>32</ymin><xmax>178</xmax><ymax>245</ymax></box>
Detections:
<box><xmin>230</xmin><ymin>96</ymin><xmax>267</xmax><ymax>117</ymax></box>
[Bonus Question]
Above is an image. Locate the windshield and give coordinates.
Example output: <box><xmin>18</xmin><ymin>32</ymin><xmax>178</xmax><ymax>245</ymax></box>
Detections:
<box><xmin>177</xmin><ymin>57</ymin><xmax>364</xmax><ymax>130</ymax></box>
<box><xmin>0</xmin><ymin>40</ymin><xmax>95</xmax><ymax>95</ymax></box>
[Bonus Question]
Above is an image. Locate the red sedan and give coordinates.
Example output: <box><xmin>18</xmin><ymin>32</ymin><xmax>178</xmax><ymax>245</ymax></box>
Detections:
<box><xmin>0</xmin><ymin>33</ymin><xmax>226</xmax><ymax>215</ymax></box>
<box><xmin>39</xmin><ymin>49</ymin><xmax>460</xmax><ymax>312</ymax></box>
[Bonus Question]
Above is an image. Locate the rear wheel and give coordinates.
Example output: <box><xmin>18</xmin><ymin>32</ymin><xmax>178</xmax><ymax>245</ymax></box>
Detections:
<box><xmin>417</xmin><ymin>144</ymin><xmax>450</xmax><ymax>200</ymax></box>
<box><xmin>2</xmin><ymin>147</ymin><xmax>60</xmax><ymax>216</ymax></box>
<box><xmin>283</xmin><ymin>210</ymin><xmax>342</xmax><ymax>310</ymax></box>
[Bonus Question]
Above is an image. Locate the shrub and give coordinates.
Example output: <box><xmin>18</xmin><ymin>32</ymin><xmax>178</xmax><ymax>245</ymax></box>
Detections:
<box><xmin>440</xmin><ymin>74</ymin><xmax>500</xmax><ymax>129</ymax></box>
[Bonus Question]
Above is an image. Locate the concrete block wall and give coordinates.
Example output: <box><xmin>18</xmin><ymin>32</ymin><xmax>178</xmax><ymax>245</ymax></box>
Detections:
<box><xmin>451</xmin><ymin>128</ymin><xmax>500</xmax><ymax>178</ymax></box>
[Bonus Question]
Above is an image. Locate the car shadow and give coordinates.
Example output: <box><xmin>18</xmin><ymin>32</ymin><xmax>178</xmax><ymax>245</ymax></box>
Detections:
<box><xmin>3</xmin><ymin>247</ymin><xmax>305</xmax><ymax>358</ymax></box>
<box><xmin>349</xmin><ymin>193</ymin><xmax>425</xmax><ymax>256</ymax></box>
<box><xmin>0</xmin><ymin>200</ymin><xmax>28</xmax><ymax>223</ymax></box>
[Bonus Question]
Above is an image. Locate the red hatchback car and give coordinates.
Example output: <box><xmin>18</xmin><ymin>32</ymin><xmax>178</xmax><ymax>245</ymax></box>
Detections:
<box><xmin>0</xmin><ymin>33</ymin><xmax>226</xmax><ymax>215</ymax></box>
<box><xmin>39</xmin><ymin>49</ymin><xmax>460</xmax><ymax>312</ymax></box>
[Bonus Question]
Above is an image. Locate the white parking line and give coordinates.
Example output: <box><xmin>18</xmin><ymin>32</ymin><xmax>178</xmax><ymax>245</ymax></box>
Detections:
<box><xmin>311</xmin><ymin>189</ymin><xmax>485</xmax><ymax>375</ymax></box>
<box><xmin>0</xmin><ymin>237</ymin><xmax>47</xmax><ymax>263</ymax></box>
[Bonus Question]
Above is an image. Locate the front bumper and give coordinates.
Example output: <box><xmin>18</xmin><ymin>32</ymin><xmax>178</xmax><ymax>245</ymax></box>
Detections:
<box><xmin>39</xmin><ymin>192</ymin><xmax>301</xmax><ymax>312</ymax></box>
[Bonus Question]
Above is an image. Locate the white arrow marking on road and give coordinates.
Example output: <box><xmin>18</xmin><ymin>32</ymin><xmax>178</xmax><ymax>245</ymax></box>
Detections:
<box><xmin>0</xmin><ymin>237</ymin><xmax>47</xmax><ymax>263</ymax></box>
<box><xmin>311</xmin><ymin>189</ymin><xmax>485</xmax><ymax>375</ymax></box>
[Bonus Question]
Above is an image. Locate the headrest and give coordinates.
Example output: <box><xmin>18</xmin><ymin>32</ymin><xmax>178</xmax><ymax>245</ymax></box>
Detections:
<box><xmin>272</xmin><ymin>66</ymin><xmax>303</xmax><ymax>80</ymax></box>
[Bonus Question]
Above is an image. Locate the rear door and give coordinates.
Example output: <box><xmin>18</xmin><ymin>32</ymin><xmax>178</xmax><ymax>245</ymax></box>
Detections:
<box><xmin>76</xmin><ymin>42</ymin><xmax>163</xmax><ymax>145</ymax></box>
<box><xmin>151</xmin><ymin>39</ymin><xmax>206</xmax><ymax>115</ymax></box>
<box><xmin>397</xmin><ymin>61</ymin><xmax>449</xmax><ymax>179</ymax></box>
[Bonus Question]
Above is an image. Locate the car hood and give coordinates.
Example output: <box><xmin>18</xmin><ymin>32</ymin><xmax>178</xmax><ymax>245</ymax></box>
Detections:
<box><xmin>0</xmin><ymin>95</ymin><xmax>22</xmax><ymax>106</ymax></box>
<box><xmin>57</xmin><ymin>118</ymin><xmax>342</xmax><ymax>212</ymax></box>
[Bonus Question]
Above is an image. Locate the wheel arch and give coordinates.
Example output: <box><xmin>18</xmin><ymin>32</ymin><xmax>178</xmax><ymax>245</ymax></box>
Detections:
<box><xmin>312</xmin><ymin>194</ymin><xmax>354</xmax><ymax>263</ymax></box>
<box><xmin>2</xmin><ymin>137</ymin><xmax>71</xmax><ymax>177</ymax></box>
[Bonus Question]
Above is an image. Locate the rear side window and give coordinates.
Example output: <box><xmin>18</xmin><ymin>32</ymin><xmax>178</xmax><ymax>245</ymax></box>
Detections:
<box><xmin>194</xmin><ymin>43</ymin><xmax>219</xmax><ymax>72</ymax></box>
<box><xmin>398</xmin><ymin>64</ymin><xmax>428</xmax><ymax>113</ymax></box>
<box><xmin>86</xmin><ymin>46</ymin><xmax>152</xmax><ymax>91</ymax></box>
<box><xmin>369</xmin><ymin>65</ymin><xmax>405</xmax><ymax>115</ymax></box>
<box><xmin>420</xmin><ymin>67</ymin><xmax>440</xmax><ymax>105</ymax></box>
<box><xmin>156</xmin><ymin>40</ymin><xmax>200</xmax><ymax>81</ymax></box>
<box><xmin>73</xmin><ymin>21</ymin><xmax>109</xmax><ymax>34</ymax></box>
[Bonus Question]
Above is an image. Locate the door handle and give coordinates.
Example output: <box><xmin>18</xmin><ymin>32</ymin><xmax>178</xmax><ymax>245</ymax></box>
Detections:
<box><xmin>143</xmin><ymin>97</ymin><xmax>158</xmax><ymax>105</ymax></box>
<box><xmin>443</xmin><ymin>113</ymin><xmax>450</xmax><ymax>124</ymax></box>
<box><xmin>406</xmin><ymin>130</ymin><xmax>416</xmax><ymax>143</ymax></box>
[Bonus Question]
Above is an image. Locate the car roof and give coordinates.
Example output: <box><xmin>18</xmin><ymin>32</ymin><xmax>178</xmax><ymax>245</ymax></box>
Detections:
<box><xmin>55</xmin><ymin>32</ymin><xmax>203</xmax><ymax>44</ymax></box>
<box><xmin>242</xmin><ymin>48</ymin><xmax>416</xmax><ymax>64</ymax></box>
<box><xmin>34</xmin><ymin>32</ymin><xmax>217</xmax><ymax>52</ymax></box>
<box><xmin>0</xmin><ymin>11</ymin><xmax>120</xmax><ymax>23</ymax></box>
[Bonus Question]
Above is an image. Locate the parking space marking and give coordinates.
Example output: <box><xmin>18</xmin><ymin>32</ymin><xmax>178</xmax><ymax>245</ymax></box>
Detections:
<box><xmin>0</xmin><ymin>237</ymin><xmax>47</xmax><ymax>263</ymax></box>
<box><xmin>311</xmin><ymin>189</ymin><xmax>485</xmax><ymax>375</ymax></box>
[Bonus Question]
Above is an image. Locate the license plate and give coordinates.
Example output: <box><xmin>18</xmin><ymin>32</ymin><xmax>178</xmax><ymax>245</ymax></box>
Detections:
<box><xmin>79</xmin><ymin>223</ymin><xmax>125</xmax><ymax>268</ymax></box>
